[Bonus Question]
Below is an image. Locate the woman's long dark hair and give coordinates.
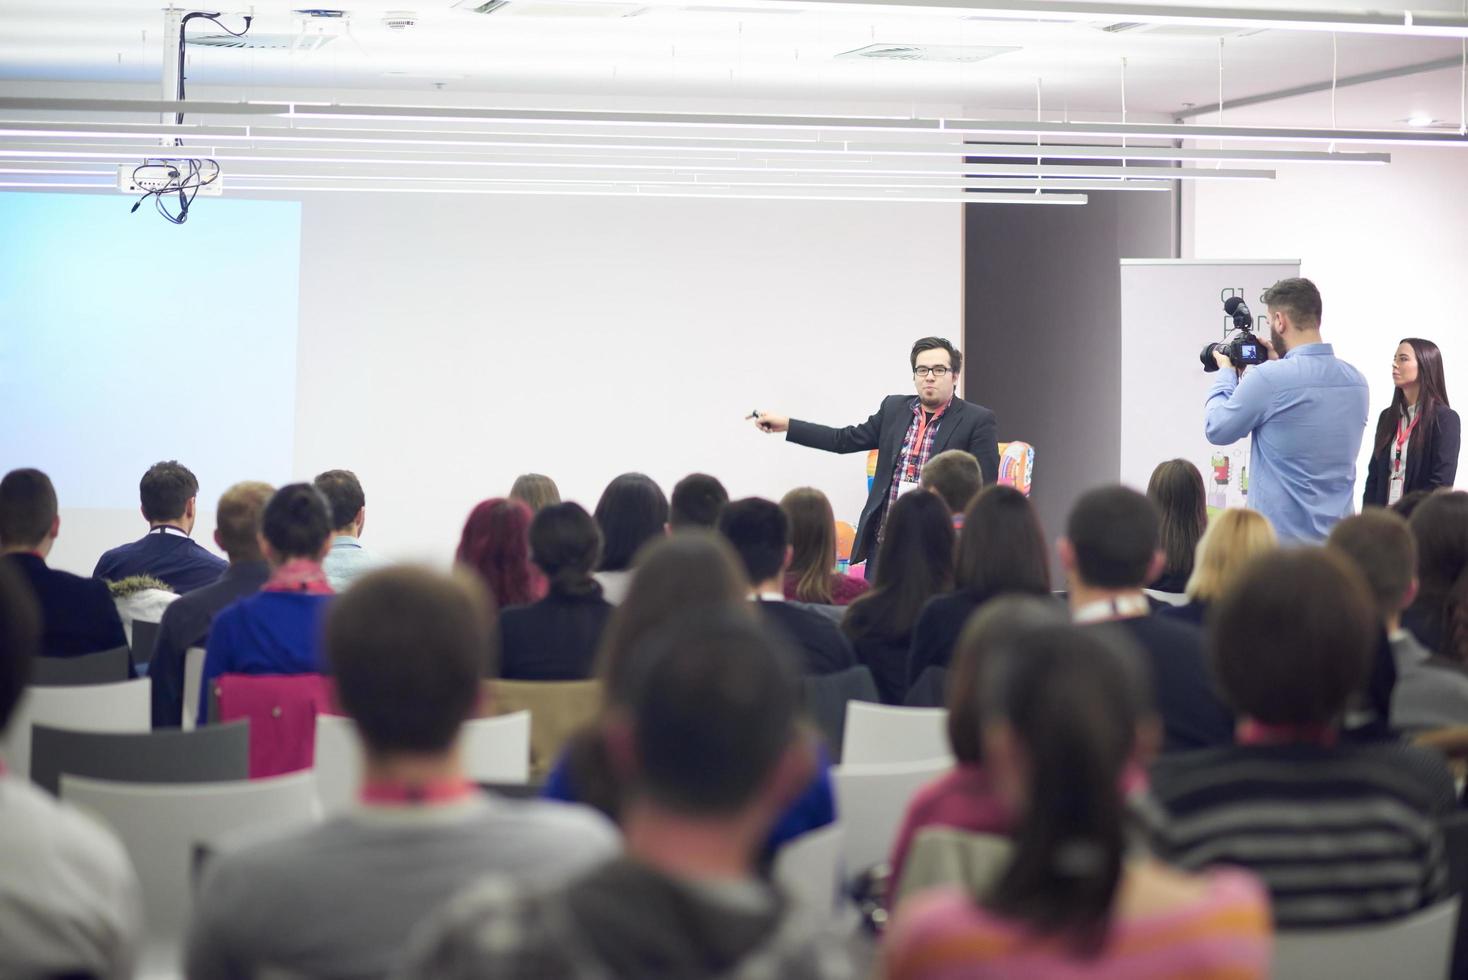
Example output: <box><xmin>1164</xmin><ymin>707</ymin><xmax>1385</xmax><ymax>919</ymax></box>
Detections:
<box><xmin>954</xmin><ymin>486</ymin><xmax>1051</xmax><ymax>600</ymax></box>
<box><xmin>982</xmin><ymin>625</ymin><xmax>1152</xmax><ymax>956</ymax></box>
<box><xmin>781</xmin><ymin>487</ymin><xmax>838</xmax><ymax>605</ymax></box>
<box><xmin>1408</xmin><ymin>491</ymin><xmax>1468</xmax><ymax>664</ymax></box>
<box><xmin>593</xmin><ymin>473</ymin><xmax>669</xmax><ymax>573</ymax></box>
<box><xmin>1146</xmin><ymin>459</ymin><xmax>1207</xmax><ymax>587</ymax></box>
<box><xmin>1374</xmin><ymin>338</ymin><xmax>1451</xmax><ymax>460</ymax></box>
<box><xmin>842</xmin><ymin>490</ymin><xmax>954</xmax><ymax>642</ymax></box>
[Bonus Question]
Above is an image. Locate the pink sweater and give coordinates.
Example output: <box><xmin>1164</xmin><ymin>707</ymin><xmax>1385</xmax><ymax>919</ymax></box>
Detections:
<box><xmin>888</xmin><ymin>764</ymin><xmax>1011</xmax><ymax>898</ymax></box>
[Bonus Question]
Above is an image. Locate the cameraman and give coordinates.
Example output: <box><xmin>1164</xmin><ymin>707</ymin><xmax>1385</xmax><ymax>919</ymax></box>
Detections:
<box><xmin>1204</xmin><ymin>277</ymin><xmax>1369</xmax><ymax>542</ymax></box>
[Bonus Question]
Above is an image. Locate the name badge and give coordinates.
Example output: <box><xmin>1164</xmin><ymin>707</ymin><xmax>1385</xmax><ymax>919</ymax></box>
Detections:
<box><xmin>896</xmin><ymin>480</ymin><xmax>923</xmax><ymax>498</ymax></box>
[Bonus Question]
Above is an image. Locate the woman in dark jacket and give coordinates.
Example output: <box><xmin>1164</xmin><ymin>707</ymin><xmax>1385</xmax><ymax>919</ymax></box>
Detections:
<box><xmin>1363</xmin><ymin>338</ymin><xmax>1460</xmax><ymax>508</ymax></box>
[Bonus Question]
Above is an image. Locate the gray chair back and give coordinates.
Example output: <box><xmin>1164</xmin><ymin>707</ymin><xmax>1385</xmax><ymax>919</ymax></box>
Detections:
<box><xmin>30</xmin><ymin>720</ymin><xmax>250</xmax><ymax>796</ymax></box>
<box><xmin>802</xmin><ymin>665</ymin><xmax>880</xmax><ymax>763</ymax></box>
<box><xmin>32</xmin><ymin>646</ymin><xmax>131</xmax><ymax>686</ymax></box>
<box><xmin>130</xmin><ymin>620</ymin><xmax>161</xmax><ymax>668</ymax></box>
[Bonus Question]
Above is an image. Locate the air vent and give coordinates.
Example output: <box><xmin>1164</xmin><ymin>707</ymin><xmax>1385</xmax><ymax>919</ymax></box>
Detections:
<box><xmin>837</xmin><ymin>43</ymin><xmax>1020</xmax><ymax>63</ymax></box>
<box><xmin>462</xmin><ymin>0</ymin><xmax>510</xmax><ymax>11</ymax></box>
<box><xmin>185</xmin><ymin>32</ymin><xmax>337</xmax><ymax>50</ymax></box>
<box><xmin>1099</xmin><ymin>21</ymin><xmax>1261</xmax><ymax>37</ymax></box>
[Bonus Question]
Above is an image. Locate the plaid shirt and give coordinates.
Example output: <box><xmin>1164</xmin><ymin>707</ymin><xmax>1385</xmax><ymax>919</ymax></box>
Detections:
<box><xmin>884</xmin><ymin>397</ymin><xmax>951</xmax><ymax>528</ymax></box>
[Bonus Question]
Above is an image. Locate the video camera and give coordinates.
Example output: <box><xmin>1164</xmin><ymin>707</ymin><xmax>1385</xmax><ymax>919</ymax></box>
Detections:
<box><xmin>1200</xmin><ymin>297</ymin><xmax>1269</xmax><ymax>373</ymax></box>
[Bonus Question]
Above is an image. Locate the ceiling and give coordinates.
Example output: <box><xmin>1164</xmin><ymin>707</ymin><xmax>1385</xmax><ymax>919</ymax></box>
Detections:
<box><xmin>1</xmin><ymin>0</ymin><xmax>1464</xmax><ymax>126</ymax></box>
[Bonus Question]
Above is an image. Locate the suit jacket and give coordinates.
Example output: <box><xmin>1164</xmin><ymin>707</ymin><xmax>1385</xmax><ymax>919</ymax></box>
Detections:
<box><xmin>1363</xmin><ymin>405</ymin><xmax>1461</xmax><ymax>507</ymax></box>
<box><xmin>786</xmin><ymin>394</ymin><xmax>999</xmax><ymax>565</ymax></box>
<box><xmin>94</xmin><ymin>530</ymin><xmax>228</xmax><ymax>595</ymax></box>
<box><xmin>5</xmin><ymin>553</ymin><xmax>127</xmax><ymax>658</ymax></box>
<box><xmin>499</xmin><ymin>591</ymin><xmax>614</xmax><ymax>681</ymax></box>
<box><xmin>755</xmin><ymin>599</ymin><xmax>857</xmax><ymax>676</ymax></box>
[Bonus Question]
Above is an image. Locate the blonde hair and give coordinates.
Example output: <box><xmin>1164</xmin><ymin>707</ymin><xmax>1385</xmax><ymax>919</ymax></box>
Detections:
<box><xmin>508</xmin><ymin>473</ymin><xmax>560</xmax><ymax>513</ymax></box>
<box><xmin>1185</xmin><ymin>509</ymin><xmax>1277</xmax><ymax>602</ymax></box>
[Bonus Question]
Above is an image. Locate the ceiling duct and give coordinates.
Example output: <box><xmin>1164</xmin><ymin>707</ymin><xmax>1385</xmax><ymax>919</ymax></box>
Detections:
<box><xmin>837</xmin><ymin>43</ymin><xmax>1021</xmax><ymax>63</ymax></box>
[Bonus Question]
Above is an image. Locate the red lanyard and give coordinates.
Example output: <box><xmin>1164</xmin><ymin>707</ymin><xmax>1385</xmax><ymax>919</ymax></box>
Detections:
<box><xmin>1393</xmin><ymin>410</ymin><xmax>1421</xmax><ymax>474</ymax></box>
<box><xmin>906</xmin><ymin>402</ymin><xmax>948</xmax><ymax>478</ymax></box>
<box><xmin>359</xmin><ymin>777</ymin><xmax>476</xmax><ymax>806</ymax></box>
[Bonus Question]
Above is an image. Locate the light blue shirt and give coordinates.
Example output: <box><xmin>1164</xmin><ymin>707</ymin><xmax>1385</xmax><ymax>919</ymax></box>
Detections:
<box><xmin>321</xmin><ymin>536</ymin><xmax>385</xmax><ymax>593</ymax></box>
<box><xmin>1204</xmin><ymin>342</ymin><xmax>1369</xmax><ymax>543</ymax></box>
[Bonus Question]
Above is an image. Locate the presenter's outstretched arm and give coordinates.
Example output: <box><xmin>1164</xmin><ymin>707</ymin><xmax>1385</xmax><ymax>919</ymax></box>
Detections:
<box><xmin>757</xmin><ymin>406</ymin><xmax>886</xmax><ymax>455</ymax></box>
<box><xmin>751</xmin><ymin>412</ymin><xmax>790</xmax><ymax>434</ymax></box>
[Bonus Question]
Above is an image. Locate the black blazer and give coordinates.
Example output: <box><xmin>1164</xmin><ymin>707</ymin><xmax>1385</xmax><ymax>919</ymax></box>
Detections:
<box><xmin>499</xmin><ymin>591</ymin><xmax>614</xmax><ymax>681</ymax></box>
<box><xmin>1363</xmin><ymin>406</ymin><xmax>1461</xmax><ymax>507</ymax></box>
<box><xmin>6</xmin><ymin>553</ymin><xmax>127</xmax><ymax>658</ymax></box>
<box><xmin>755</xmin><ymin>600</ymin><xmax>857</xmax><ymax>676</ymax></box>
<box><xmin>786</xmin><ymin>394</ymin><xmax>999</xmax><ymax>565</ymax></box>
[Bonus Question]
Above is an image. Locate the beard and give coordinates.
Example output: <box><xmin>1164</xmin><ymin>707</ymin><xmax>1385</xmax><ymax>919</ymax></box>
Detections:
<box><xmin>1269</xmin><ymin>324</ymin><xmax>1287</xmax><ymax>356</ymax></box>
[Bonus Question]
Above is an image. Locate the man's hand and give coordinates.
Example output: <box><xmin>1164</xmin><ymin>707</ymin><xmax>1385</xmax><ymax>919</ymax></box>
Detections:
<box><xmin>751</xmin><ymin>411</ymin><xmax>789</xmax><ymax>434</ymax></box>
<box><xmin>1259</xmin><ymin>335</ymin><xmax>1280</xmax><ymax>361</ymax></box>
<box><xmin>1213</xmin><ymin>349</ymin><xmax>1233</xmax><ymax>372</ymax></box>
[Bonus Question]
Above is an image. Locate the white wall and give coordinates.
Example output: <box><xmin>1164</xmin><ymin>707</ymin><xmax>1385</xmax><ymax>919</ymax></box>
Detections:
<box><xmin>1184</xmin><ymin>145</ymin><xmax>1468</xmax><ymax>504</ymax></box>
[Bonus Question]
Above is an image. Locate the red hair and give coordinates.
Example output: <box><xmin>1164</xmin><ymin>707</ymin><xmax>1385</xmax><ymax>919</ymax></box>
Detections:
<box><xmin>455</xmin><ymin>497</ymin><xmax>546</xmax><ymax>607</ymax></box>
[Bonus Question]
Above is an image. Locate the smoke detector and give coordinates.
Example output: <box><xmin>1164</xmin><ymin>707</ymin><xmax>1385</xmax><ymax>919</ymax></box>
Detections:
<box><xmin>383</xmin><ymin>10</ymin><xmax>419</xmax><ymax>29</ymax></box>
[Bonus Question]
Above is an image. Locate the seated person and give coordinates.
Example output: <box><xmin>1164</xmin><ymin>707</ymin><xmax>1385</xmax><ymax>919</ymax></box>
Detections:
<box><xmin>499</xmin><ymin>503</ymin><xmax>614</xmax><ymax>681</ymax></box>
<box><xmin>0</xmin><ymin>559</ymin><xmax>143</xmax><ymax>976</ymax></box>
<box><xmin>508</xmin><ymin>472</ymin><xmax>561</xmax><ymax>513</ymax></box>
<box><xmin>1</xmin><ymin>468</ymin><xmax>126</xmax><ymax>658</ymax></box>
<box><xmin>718</xmin><ymin>498</ymin><xmax>856</xmax><ymax>676</ymax></box>
<box><xmin>1148</xmin><ymin>548</ymin><xmax>1454</xmax><ymax>928</ymax></box>
<box><xmin>841</xmin><ymin>490</ymin><xmax>955</xmax><ymax>704</ymax></box>
<box><xmin>592</xmin><ymin>473</ymin><xmax>669</xmax><ymax>605</ymax></box>
<box><xmin>456</xmin><ymin>497</ymin><xmax>545</xmax><ymax>609</ymax></box>
<box><xmin>779</xmin><ymin>487</ymin><xmax>869</xmax><ymax>605</ymax></box>
<box><xmin>907</xmin><ymin>486</ymin><xmax>1053</xmax><ymax>689</ymax></box>
<box><xmin>314</xmin><ymin>469</ymin><xmax>386</xmax><ymax>592</ymax></box>
<box><xmin>670</xmin><ymin>472</ymin><xmax>729</xmax><ymax>531</ymax></box>
<box><xmin>93</xmin><ymin>460</ymin><xmax>227</xmax><ymax>594</ymax></box>
<box><xmin>150</xmin><ymin>482</ymin><xmax>273</xmax><ymax>728</ymax></box>
<box><xmin>1063</xmin><ymin>486</ymin><xmax>1233</xmax><ymax>751</ymax></box>
<box><xmin>919</xmin><ymin>448</ymin><xmax>984</xmax><ymax>526</ymax></box>
<box><xmin>1159</xmin><ymin>508</ymin><xmax>1276</xmax><ymax>628</ymax></box>
<box><xmin>404</xmin><ymin>608</ymin><xmax>851</xmax><ymax>978</ymax></box>
<box><xmin>1144</xmin><ymin>459</ymin><xmax>1208</xmax><ymax>600</ymax></box>
<box><xmin>197</xmin><ymin>484</ymin><xmax>336</xmax><ymax>725</ymax></box>
<box><xmin>185</xmin><ymin>565</ymin><xmax>618</xmax><ymax>980</ymax></box>
<box><xmin>885</xmin><ymin>623</ymin><xmax>1270</xmax><ymax>980</ymax></box>
<box><xmin>1402</xmin><ymin>491</ymin><xmax>1468</xmax><ymax>662</ymax></box>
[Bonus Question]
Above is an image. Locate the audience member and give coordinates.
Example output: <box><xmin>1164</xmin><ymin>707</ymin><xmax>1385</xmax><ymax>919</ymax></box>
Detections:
<box><xmin>1149</xmin><ymin>548</ymin><xmax>1454</xmax><ymax>927</ymax></box>
<box><xmin>1332</xmin><ymin>510</ymin><xmax>1468</xmax><ymax>731</ymax></box>
<box><xmin>907</xmin><ymin>486</ymin><xmax>1052</xmax><ymax>688</ymax></box>
<box><xmin>508</xmin><ymin>472</ymin><xmax>561</xmax><ymax>513</ymax></box>
<box><xmin>197</xmin><ymin>484</ymin><xmax>336</xmax><ymax>725</ymax></box>
<box><xmin>841</xmin><ymin>490</ymin><xmax>955</xmax><ymax>704</ymax></box>
<box><xmin>107</xmin><ymin>573</ymin><xmax>178</xmax><ymax>646</ymax></box>
<box><xmin>888</xmin><ymin>596</ymin><xmax>1067</xmax><ymax>896</ymax></box>
<box><xmin>0</xmin><ymin>559</ymin><xmax>143</xmax><ymax>977</ymax></box>
<box><xmin>1145</xmin><ymin>459</ymin><xmax>1207</xmax><ymax>601</ymax></box>
<box><xmin>314</xmin><ymin>469</ymin><xmax>386</xmax><ymax>592</ymax></box>
<box><xmin>1160</xmin><ymin>508</ymin><xmax>1276</xmax><ymax>628</ymax></box>
<box><xmin>593</xmin><ymin>473</ymin><xmax>669</xmax><ymax>604</ymax></box>
<box><xmin>1063</xmin><ymin>486</ymin><xmax>1233</xmax><ymax>751</ymax></box>
<box><xmin>1392</xmin><ymin>488</ymin><xmax>1432</xmax><ymax>520</ymax></box>
<box><xmin>456</xmin><ymin>497</ymin><xmax>545</xmax><ymax>609</ymax></box>
<box><xmin>669</xmin><ymin>472</ymin><xmax>729</xmax><ymax>530</ymax></box>
<box><xmin>886</xmin><ymin>623</ymin><xmax>1270</xmax><ymax>980</ymax></box>
<box><xmin>779</xmin><ymin>487</ymin><xmax>869</xmax><ymax>605</ymax></box>
<box><xmin>185</xmin><ymin>566</ymin><xmax>617</xmax><ymax>980</ymax></box>
<box><xmin>93</xmin><ymin>460</ymin><xmax>227</xmax><ymax>593</ymax></box>
<box><xmin>718</xmin><ymin>498</ymin><xmax>856</xmax><ymax>675</ymax></box>
<box><xmin>920</xmin><ymin>449</ymin><xmax>984</xmax><ymax>524</ymax></box>
<box><xmin>0</xmin><ymin>468</ymin><xmax>126</xmax><ymax>657</ymax></box>
<box><xmin>499</xmin><ymin>502</ymin><xmax>613</xmax><ymax>681</ymax></box>
<box><xmin>406</xmin><ymin>608</ymin><xmax>850</xmax><ymax>979</ymax></box>
<box><xmin>151</xmin><ymin>481</ymin><xmax>273</xmax><ymax>727</ymax></box>
<box><xmin>543</xmin><ymin>531</ymin><xmax>836</xmax><ymax>856</ymax></box>
<box><xmin>1403</xmin><ymin>490</ymin><xmax>1468</xmax><ymax>663</ymax></box>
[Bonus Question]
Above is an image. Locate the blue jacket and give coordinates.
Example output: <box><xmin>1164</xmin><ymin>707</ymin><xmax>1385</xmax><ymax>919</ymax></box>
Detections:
<box><xmin>94</xmin><ymin>530</ymin><xmax>227</xmax><ymax>594</ymax></box>
<box><xmin>198</xmin><ymin>591</ymin><xmax>332</xmax><ymax>724</ymax></box>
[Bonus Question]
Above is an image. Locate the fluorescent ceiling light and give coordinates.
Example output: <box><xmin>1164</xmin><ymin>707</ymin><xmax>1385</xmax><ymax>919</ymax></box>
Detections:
<box><xmin>1407</xmin><ymin>114</ymin><xmax>1438</xmax><ymax>128</ymax></box>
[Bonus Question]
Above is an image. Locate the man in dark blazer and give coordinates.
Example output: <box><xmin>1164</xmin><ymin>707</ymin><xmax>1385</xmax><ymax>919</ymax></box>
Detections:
<box><xmin>93</xmin><ymin>460</ymin><xmax>227</xmax><ymax>594</ymax></box>
<box><xmin>1</xmin><ymin>468</ymin><xmax>127</xmax><ymax>658</ymax></box>
<box><xmin>753</xmin><ymin>337</ymin><xmax>999</xmax><ymax>568</ymax></box>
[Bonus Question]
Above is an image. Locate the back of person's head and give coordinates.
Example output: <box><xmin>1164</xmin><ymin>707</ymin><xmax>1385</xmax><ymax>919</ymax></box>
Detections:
<box><xmin>1392</xmin><ymin>490</ymin><xmax>1432</xmax><ymax>521</ymax></box>
<box><xmin>312</xmin><ymin>469</ymin><xmax>365</xmax><ymax>533</ymax></box>
<box><xmin>780</xmin><ymin>487</ymin><xmax>838</xmax><ymax>604</ymax></box>
<box><xmin>598</xmin><ymin>531</ymin><xmax>750</xmax><ymax>702</ymax></box>
<box><xmin>1408</xmin><ymin>490</ymin><xmax>1468</xmax><ymax>663</ymax></box>
<box><xmin>529</xmin><ymin>502</ymin><xmax>602</xmax><ymax>598</ymax></box>
<box><xmin>619</xmin><ymin>606</ymin><xmax>803</xmax><ymax>818</ymax></box>
<box><xmin>717</xmin><ymin>497</ymin><xmax>788</xmax><ymax>586</ymax></box>
<box><xmin>140</xmin><ymin>460</ymin><xmax>199</xmax><ymax>523</ymax></box>
<box><xmin>594</xmin><ymin>473</ymin><xmax>669</xmax><ymax>573</ymax></box>
<box><xmin>982</xmin><ymin>623</ymin><xmax>1155</xmax><ymax>954</ymax></box>
<box><xmin>945</xmin><ymin>595</ymin><xmax>1068</xmax><ymax>764</ymax></box>
<box><xmin>955</xmin><ymin>486</ymin><xmax>1051</xmax><ymax>599</ymax></box>
<box><xmin>1211</xmin><ymin>548</ymin><xmax>1375</xmax><ymax>725</ymax></box>
<box><xmin>0</xmin><ymin>468</ymin><xmax>58</xmax><ymax>550</ymax></box>
<box><xmin>921</xmin><ymin>450</ymin><xmax>984</xmax><ymax>515</ymax></box>
<box><xmin>0</xmin><ymin>559</ymin><xmax>40</xmax><ymax>735</ymax></box>
<box><xmin>508</xmin><ymin>473</ymin><xmax>561</xmax><ymax>514</ymax></box>
<box><xmin>1146</xmin><ymin>459</ymin><xmax>1206</xmax><ymax>586</ymax></box>
<box><xmin>1185</xmin><ymin>508</ymin><xmax>1277</xmax><ymax>603</ymax></box>
<box><xmin>259</xmin><ymin>483</ymin><xmax>334</xmax><ymax>563</ymax></box>
<box><xmin>456</xmin><ymin>497</ymin><xmax>540</xmax><ymax>608</ymax></box>
<box><xmin>670</xmin><ymin>473</ymin><xmax>729</xmax><ymax>530</ymax></box>
<box><xmin>1261</xmin><ymin>276</ymin><xmax>1323</xmax><ymax>328</ymax></box>
<box><xmin>214</xmin><ymin>482</ymin><xmax>274</xmax><ymax>563</ymax></box>
<box><xmin>845</xmin><ymin>490</ymin><xmax>955</xmax><ymax>638</ymax></box>
<box><xmin>1327</xmin><ymin>511</ymin><xmax>1417</xmax><ymax>625</ymax></box>
<box><xmin>1065</xmin><ymin>486</ymin><xmax>1159</xmax><ymax>590</ymax></box>
<box><xmin>326</xmin><ymin>566</ymin><xmax>495</xmax><ymax>757</ymax></box>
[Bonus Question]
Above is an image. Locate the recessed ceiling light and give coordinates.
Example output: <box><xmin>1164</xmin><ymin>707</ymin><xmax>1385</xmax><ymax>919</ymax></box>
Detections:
<box><xmin>1407</xmin><ymin>115</ymin><xmax>1438</xmax><ymax>128</ymax></box>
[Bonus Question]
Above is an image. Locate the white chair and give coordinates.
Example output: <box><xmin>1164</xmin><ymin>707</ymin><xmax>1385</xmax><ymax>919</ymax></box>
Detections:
<box><xmin>1273</xmin><ymin>897</ymin><xmax>1461</xmax><ymax>980</ymax></box>
<box><xmin>61</xmin><ymin>771</ymin><xmax>322</xmax><ymax>943</ymax></box>
<box><xmin>312</xmin><ymin>710</ymin><xmax>531</xmax><ymax>814</ymax></box>
<box><xmin>181</xmin><ymin>647</ymin><xmax>206</xmax><ymax>731</ymax></box>
<box><xmin>773</xmin><ymin>823</ymin><xmax>847</xmax><ymax>924</ymax></box>
<box><xmin>0</xmin><ymin>678</ymin><xmax>150</xmax><ymax>781</ymax></box>
<box><xmin>841</xmin><ymin>702</ymin><xmax>951</xmax><ymax>767</ymax></box>
<box><xmin>833</xmin><ymin>757</ymin><xmax>952</xmax><ymax>879</ymax></box>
